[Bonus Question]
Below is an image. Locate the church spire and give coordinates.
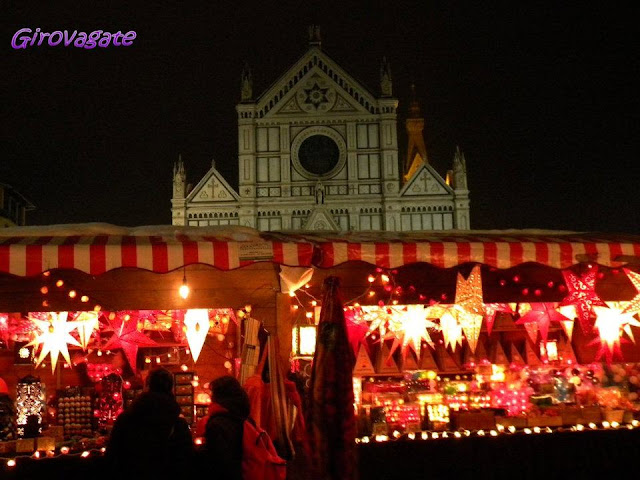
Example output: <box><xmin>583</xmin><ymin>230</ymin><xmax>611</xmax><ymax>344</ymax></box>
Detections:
<box><xmin>380</xmin><ymin>56</ymin><xmax>393</xmax><ymax>97</ymax></box>
<box><xmin>308</xmin><ymin>25</ymin><xmax>321</xmax><ymax>47</ymax></box>
<box><xmin>240</xmin><ymin>62</ymin><xmax>253</xmax><ymax>102</ymax></box>
<box><xmin>172</xmin><ymin>154</ymin><xmax>186</xmax><ymax>199</ymax></box>
<box><xmin>452</xmin><ymin>146</ymin><xmax>468</xmax><ymax>190</ymax></box>
<box><xmin>404</xmin><ymin>83</ymin><xmax>428</xmax><ymax>181</ymax></box>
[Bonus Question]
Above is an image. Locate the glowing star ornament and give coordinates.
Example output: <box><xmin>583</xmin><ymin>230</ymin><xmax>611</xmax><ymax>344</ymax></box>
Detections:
<box><xmin>386</xmin><ymin>306</ymin><xmax>436</xmax><ymax>360</ymax></box>
<box><xmin>26</xmin><ymin>312</ymin><xmax>81</xmax><ymax>372</ymax></box>
<box><xmin>622</xmin><ymin>269</ymin><xmax>640</xmax><ymax>315</ymax></box>
<box><xmin>592</xmin><ymin>306</ymin><xmax>640</xmax><ymax>363</ymax></box>
<box><xmin>73</xmin><ymin>312</ymin><xmax>99</xmax><ymax>350</ymax></box>
<box><xmin>183</xmin><ymin>309</ymin><xmax>210</xmax><ymax>363</ymax></box>
<box><xmin>458</xmin><ymin>311</ymin><xmax>483</xmax><ymax>354</ymax></box>
<box><xmin>516</xmin><ymin>303</ymin><xmax>570</xmax><ymax>344</ymax></box>
<box><xmin>103</xmin><ymin>314</ymin><xmax>157</xmax><ymax>373</ymax></box>
<box><xmin>556</xmin><ymin>305</ymin><xmax>577</xmax><ymax>340</ymax></box>
<box><xmin>560</xmin><ymin>269</ymin><xmax>607</xmax><ymax>333</ymax></box>
<box><xmin>484</xmin><ymin>303</ymin><xmax>513</xmax><ymax>336</ymax></box>
<box><xmin>440</xmin><ymin>309</ymin><xmax>464</xmax><ymax>352</ymax></box>
<box><xmin>454</xmin><ymin>265</ymin><xmax>485</xmax><ymax>317</ymax></box>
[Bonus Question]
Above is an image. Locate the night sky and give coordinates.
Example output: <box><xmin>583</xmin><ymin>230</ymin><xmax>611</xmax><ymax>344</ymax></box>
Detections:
<box><xmin>2</xmin><ymin>2</ymin><xmax>638</xmax><ymax>233</ymax></box>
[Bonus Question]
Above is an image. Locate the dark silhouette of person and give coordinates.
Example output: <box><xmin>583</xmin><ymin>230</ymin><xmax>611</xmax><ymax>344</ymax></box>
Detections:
<box><xmin>201</xmin><ymin>376</ymin><xmax>250</xmax><ymax>480</ymax></box>
<box><xmin>106</xmin><ymin>368</ymin><xmax>194</xmax><ymax>479</ymax></box>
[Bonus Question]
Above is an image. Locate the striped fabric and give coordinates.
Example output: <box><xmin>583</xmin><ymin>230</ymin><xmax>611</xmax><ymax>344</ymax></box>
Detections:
<box><xmin>0</xmin><ymin>228</ymin><xmax>638</xmax><ymax>276</ymax></box>
<box><xmin>0</xmin><ymin>234</ymin><xmax>315</xmax><ymax>276</ymax></box>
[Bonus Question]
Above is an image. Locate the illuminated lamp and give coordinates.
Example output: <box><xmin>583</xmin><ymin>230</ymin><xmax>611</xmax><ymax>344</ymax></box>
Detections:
<box><xmin>15</xmin><ymin>375</ymin><xmax>44</xmax><ymax>437</ymax></box>
<box><xmin>292</xmin><ymin>324</ymin><xmax>317</xmax><ymax>357</ymax></box>
<box><xmin>179</xmin><ymin>269</ymin><xmax>189</xmax><ymax>299</ymax></box>
<box><xmin>184</xmin><ymin>309</ymin><xmax>210</xmax><ymax>363</ymax></box>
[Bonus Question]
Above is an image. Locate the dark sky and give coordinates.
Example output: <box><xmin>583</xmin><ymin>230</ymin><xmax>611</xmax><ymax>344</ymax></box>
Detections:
<box><xmin>2</xmin><ymin>1</ymin><xmax>638</xmax><ymax>233</ymax></box>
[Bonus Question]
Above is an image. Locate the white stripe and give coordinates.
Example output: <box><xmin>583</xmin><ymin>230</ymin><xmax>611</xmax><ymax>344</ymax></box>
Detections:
<box><xmin>136</xmin><ymin>238</ymin><xmax>154</xmax><ymax>271</ymax></box>
<box><xmin>167</xmin><ymin>242</ymin><xmax>184</xmax><ymax>271</ymax></box>
<box><xmin>388</xmin><ymin>243</ymin><xmax>404</xmax><ymax>268</ymax></box>
<box><xmin>198</xmin><ymin>241</ymin><xmax>214</xmax><ymax>268</ymax></box>
<box><xmin>547</xmin><ymin>243</ymin><xmax>561</xmax><ymax>269</ymax></box>
<box><xmin>74</xmin><ymin>239</ymin><xmax>92</xmax><ymax>274</ymax></box>
<box><xmin>359</xmin><ymin>243</ymin><xmax>375</xmax><ymax>265</ymax></box>
<box><xmin>442</xmin><ymin>242</ymin><xmax>458</xmax><ymax>268</ymax></box>
<box><xmin>41</xmin><ymin>243</ymin><xmax>59</xmax><ymax>271</ymax></box>
<box><xmin>469</xmin><ymin>242</ymin><xmax>485</xmax><ymax>264</ymax></box>
<box><xmin>9</xmin><ymin>245</ymin><xmax>26</xmax><ymax>277</ymax></box>
<box><xmin>228</xmin><ymin>242</ymin><xmax>240</xmax><ymax>269</ymax></box>
<box><xmin>495</xmin><ymin>243</ymin><xmax>511</xmax><ymax>269</ymax></box>
<box><xmin>105</xmin><ymin>236</ymin><xmax>123</xmax><ymax>271</ymax></box>
<box><xmin>416</xmin><ymin>242</ymin><xmax>430</xmax><ymax>263</ymax></box>
<box><xmin>282</xmin><ymin>243</ymin><xmax>298</xmax><ymax>266</ymax></box>
<box><xmin>521</xmin><ymin>242</ymin><xmax>536</xmax><ymax>264</ymax></box>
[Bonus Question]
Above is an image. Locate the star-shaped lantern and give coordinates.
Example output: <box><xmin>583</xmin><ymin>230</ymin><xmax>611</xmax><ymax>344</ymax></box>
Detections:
<box><xmin>344</xmin><ymin>309</ymin><xmax>370</xmax><ymax>355</ymax></box>
<box><xmin>303</xmin><ymin>82</ymin><xmax>329</xmax><ymax>109</ymax></box>
<box><xmin>103</xmin><ymin>314</ymin><xmax>157</xmax><ymax>373</ymax></box>
<box><xmin>184</xmin><ymin>309</ymin><xmax>210</xmax><ymax>363</ymax></box>
<box><xmin>622</xmin><ymin>269</ymin><xmax>640</xmax><ymax>315</ymax></box>
<box><xmin>556</xmin><ymin>305</ymin><xmax>577</xmax><ymax>341</ymax></box>
<box><xmin>560</xmin><ymin>268</ymin><xmax>607</xmax><ymax>333</ymax></box>
<box><xmin>592</xmin><ymin>306</ymin><xmax>640</xmax><ymax>363</ymax></box>
<box><xmin>516</xmin><ymin>303</ymin><xmax>571</xmax><ymax>344</ymax></box>
<box><xmin>440</xmin><ymin>308</ymin><xmax>464</xmax><ymax>352</ymax></box>
<box><xmin>385</xmin><ymin>305</ymin><xmax>436</xmax><ymax>360</ymax></box>
<box><xmin>484</xmin><ymin>303</ymin><xmax>513</xmax><ymax>336</ymax></box>
<box><xmin>454</xmin><ymin>265</ymin><xmax>485</xmax><ymax>352</ymax></box>
<box><xmin>27</xmin><ymin>312</ymin><xmax>81</xmax><ymax>372</ymax></box>
<box><xmin>74</xmin><ymin>311</ymin><xmax>100</xmax><ymax>350</ymax></box>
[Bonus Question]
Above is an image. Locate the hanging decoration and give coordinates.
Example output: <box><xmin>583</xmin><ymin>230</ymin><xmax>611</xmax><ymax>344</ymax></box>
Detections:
<box><xmin>183</xmin><ymin>309</ymin><xmax>210</xmax><ymax>363</ymax></box>
<box><xmin>344</xmin><ymin>309</ymin><xmax>370</xmax><ymax>355</ymax></box>
<box><xmin>560</xmin><ymin>268</ymin><xmax>607</xmax><ymax>333</ymax></box>
<box><xmin>440</xmin><ymin>309</ymin><xmax>464</xmax><ymax>352</ymax></box>
<box><xmin>592</xmin><ymin>306</ymin><xmax>640</xmax><ymax>363</ymax></box>
<box><xmin>484</xmin><ymin>303</ymin><xmax>513</xmax><ymax>335</ymax></box>
<box><xmin>73</xmin><ymin>311</ymin><xmax>100</xmax><ymax>350</ymax></box>
<box><xmin>623</xmin><ymin>269</ymin><xmax>640</xmax><ymax>315</ymax></box>
<box><xmin>556</xmin><ymin>305</ymin><xmax>577</xmax><ymax>340</ymax></box>
<box><xmin>96</xmin><ymin>373</ymin><xmax>123</xmax><ymax>430</ymax></box>
<box><xmin>516</xmin><ymin>303</ymin><xmax>571</xmax><ymax>344</ymax></box>
<box><xmin>458</xmin><ymin>310</ymin><xmax>484</xmax><ymax>354</ymax></box>
<box><xmin>454</xmin><ymin>265</ymin><xmax>485</xmax><ymax>317</ymax></box>
<box><xmin>385</xmin><ymin>305</ymin><xmax>436</xmax><ymax>360</ymax></box>
<box><xmin>606</xmin><ymin>302</ymin><xmax>636</xmax><ymax>344</ymax></box>
<box><xmin>15</xmin><ymin>375</ymin><xmax>44</xmax><ymax>438</ymax></box>
<box><xmin>26</xmin><ymin>312</ymin><xmax>81</xmax><ymax>372</ymax></box>
<box><xmin>102</xmin><ymin>313</ymin><xmax>157</xmax><ymax>373</ymax></box>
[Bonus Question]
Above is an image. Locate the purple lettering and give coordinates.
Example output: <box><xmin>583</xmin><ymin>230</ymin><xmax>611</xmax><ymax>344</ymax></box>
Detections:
<box><xmin>121</xmin><ymin>31</ymin><xmax>136</xmax><ymax>46</ymax></box>
<box><xmin>74</xmin><ymin>32</ymin><xmax>87</xmax><ymax>48</ymax></box>
<box><xmin>63</xmin><ymin>30</ymin><xmax>77</xmax><ymax>46</ymax></box>
<box><xmin>84</xmin><ymin>30</ymin><xmax>102</xmax><ymax>49</ymax></box>
<box><xmin>37</xmin><ymin>32</ymin><xmax>50</xmax><ymax>46</ymax></box>
<box><xmin>111</xmin><ymin>31</ymin><xmax>123</xmax><ymax>46</ymax></box>
<box><xmin>30</xmin><ymin>28</ymin><xmax>40</xmax><ymax>46</ymax></box>
<box><xmin>11</xmin><ymin>28</ymin><xmax>32</xmax><ymax>49</ymax></box>
<box><xmin>98</xmin><ymin>32</ymin><xmax>111</xmax><ymax>48</ymax></box>
<box><xmin>48</xmin><ymin>31</ymin><xmax>63</xmax><ymax>46</ymax></box>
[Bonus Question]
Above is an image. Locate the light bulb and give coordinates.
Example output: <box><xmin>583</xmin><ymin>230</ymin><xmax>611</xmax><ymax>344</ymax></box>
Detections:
<box><xmin>179</xmin><ymin>282</ymin><xmax>190</xmax><ymax>299</ymax></box>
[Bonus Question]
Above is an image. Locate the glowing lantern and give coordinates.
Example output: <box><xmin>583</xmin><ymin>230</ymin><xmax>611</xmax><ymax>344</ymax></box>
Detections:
<box><xmin>26</xmin><ymin>312</ymin><xmax>81</xmax><ymax>372</ymax></box>
<box><xmin>440</xmin><ymin>310</ymin><xmax>464</xmax><ymax>352</ymax></box>
<box><xmin>184</xmin><ymin>309</ymin><xmax>210</xmax><ymax>363</ymax></box>
<box><xmin>592</xmin><ymin>306</ymin><xmax>640</xmax><ymax>363</ymax></box>
<box><xmin>386</xmin><ymin>305</ymin><xmax>436</xmax><ymax>359</ymax></box>
<box><xmin>292</xmin><ymin>325</ymin><xmax>317</xmax><ymax>356</ymax></box>
<box><xmin>74</xmin><ymin>311</ymin><xmax>100</xmax><ymax>350</ymax></box>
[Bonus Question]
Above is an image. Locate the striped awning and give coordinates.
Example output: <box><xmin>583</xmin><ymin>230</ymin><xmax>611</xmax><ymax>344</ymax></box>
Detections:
<box><xmin>288</xmin><ymin>231</ymin><xmax>640</xmax><ymax>270</ymax></box>
<box><xmin>0</xmin><ymin>225</ymin><xmax>314</xmax><ymax>276</ymax></box>
<box><xmin>0</xmin><ymin>226</ymin><xmax>638</xmax><ymax>276</ymax></box>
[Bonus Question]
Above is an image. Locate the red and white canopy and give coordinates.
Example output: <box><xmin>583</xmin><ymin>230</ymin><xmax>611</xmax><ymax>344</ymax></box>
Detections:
<box><xmin>0</xmin><ymin>224</ymin><xmax>314</xmax><ymax>276</ymax></box>
<box><xmin>0</xmin><ymin>225</ymin><xmax>638</xmax><ymax>276</ymax></box>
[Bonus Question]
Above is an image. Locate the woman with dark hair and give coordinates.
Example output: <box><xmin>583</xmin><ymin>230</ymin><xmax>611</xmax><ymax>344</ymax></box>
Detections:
<box><xmin>202</xmin><ymin>376</ymin><xmax>250</xmax><ymax>480</ymax></box>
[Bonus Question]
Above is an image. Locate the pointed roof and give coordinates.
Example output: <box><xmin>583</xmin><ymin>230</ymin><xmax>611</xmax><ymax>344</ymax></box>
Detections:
<box><xmin>186</xmin><ymin>164</ymin><xmax>240</xmax><ymax>203</ymax></box>
<box><xmin>303</xmin><ymin>206</ymin><xmax>340</xmax><ymax>231</ymax></box>
<box><xmin>400</xmin><ymin>162</ymin><xmax>453</xmax><ymax>197</ymax></box>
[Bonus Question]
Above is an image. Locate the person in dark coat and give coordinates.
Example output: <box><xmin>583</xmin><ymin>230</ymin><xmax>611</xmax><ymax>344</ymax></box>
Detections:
<box><xmin>106</xmin><ymin>368</ymin><xmax>194</xmax><ymax>479</ymax></box>
<box><xmin>202</xmin><ymin>375</ymin><xmax>250</xmax><ymax>480</ymax></box>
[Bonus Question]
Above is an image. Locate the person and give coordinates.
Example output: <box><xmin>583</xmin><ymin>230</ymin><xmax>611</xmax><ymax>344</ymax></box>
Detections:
<box><xmin>201</xmin><ymin>376</ymin><xmax>250</xmax><ymax>480</ymax></box>
<box><xmin>106</xmin><ymin>368</ymin><xmax>194</xmax><ymax>479</ymax></box>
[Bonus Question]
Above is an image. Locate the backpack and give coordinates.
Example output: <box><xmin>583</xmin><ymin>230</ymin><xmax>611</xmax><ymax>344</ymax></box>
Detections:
<box><xmin>242</xmin><ymin>419</ymin><xmax>287</xmax><ymax>480</ymax></box>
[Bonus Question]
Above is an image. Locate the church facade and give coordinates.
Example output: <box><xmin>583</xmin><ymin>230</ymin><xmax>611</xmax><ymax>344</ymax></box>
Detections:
<box><xmin>171</xmin><ymin>29</ymin><xmax>470</xmax><ymax>232</ymax></box>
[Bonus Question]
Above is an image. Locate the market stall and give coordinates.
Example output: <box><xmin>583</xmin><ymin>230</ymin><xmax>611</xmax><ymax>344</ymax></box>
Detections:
<box><xmin>0</xmin><ymin>225</ymin><xmax>639</xmax><ymax>478</ymax></box>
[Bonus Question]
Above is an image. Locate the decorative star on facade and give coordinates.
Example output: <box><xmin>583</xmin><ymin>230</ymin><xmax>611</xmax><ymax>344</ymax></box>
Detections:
<box><xmin>516</xmin><ymin>303</ymin><xmax>570</xmax><ymax>344</ymax></box>
<box><xmin>560</xmin><ymin>268</ymin><xmax>607</xmax><ymax>333</ymax></box>
<box><xmin>27</xmin><ymin>312</ymin><xmax>81</xmax><ymax>372</ymax></box>
<box><xmin>592</xmin><ymin>306</ymin><xmax>640</xmax><ymax>363</ymax></box>
<box><xmin>103</xmin><ymin>314</ymin><xmax>157</xmax><ymax>373</ymax></box>
<box><xmin>622</xmin><ymin>269</ymin><xmax>640</xmax><ymax>315</ymax></box>
<box><xmin>303</xmin><ymin>83</ymin><xmax>329</xmax><ymax>109</ymax></box>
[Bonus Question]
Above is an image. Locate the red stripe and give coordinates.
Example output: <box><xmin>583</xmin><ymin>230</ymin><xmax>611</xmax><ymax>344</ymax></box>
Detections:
<box><xmin>509</xmin><ymin>242</ymin><xmax>523</xmax><ymax>266</ymax></box>
<box><xmin>430</xmin><ymin>242</ymin><xmax>444</xmax><ymax>268</ymax></box>
<box><xmin>608</xmin><ymin>243</ymin><xmax>623</xmax><ymax>264</ymax></box>
<box><xmin>298</xmin><ymin>243</ymin><xmax>313</xmax><ymax>266</ymax></box>
<box><xmin>375</xmin><ymin>243</ymin><xmax>390</xmax><ymax>268</ymax></box>
<box><xmin>0</xmin><ymin>245</ymin><xmax>9</xmax><ymax>274</ymax></box>
<box><xmin>559</xmin><ymin>243</ymin><xmax>574</xmax><ymax>268</ymax></box>
<box><xmin>89</xmin><ymin>236</ymin><xmax>108</xmax><ymax>275</ymax></box>
<box><xmin>534</xmin><ymin>242</ymin><xmax>549</xmax><ymax>265</ymax></box>
<box><xmin>151</xmin><ymin>236</ymin><xmax>168</xmax><ymax>273</ymax></box>
<box><xmin>182</xmin><ymin>238</ymin><xmax>199</xmax><ymax>266</ymax></box>
<box><xmin>403</xmin><ymin>243</ymin><xmax>417</xmax><ymax>264</ymax></box>
<box><xmin>25</xmin><ymin>244</ymin><xmax>42</xmax><ymax>276</ymax></box>
<box><xmin>272</xmin><ymin>242</ymin><xmax>283</xmax><ymax>264</ymax></box>
<box><xmin>213</xmin><ymin>241</ymin><xmax>229</xmax><ymax>270</ymax></box>
<box><xmin>347</xmin><ymin>243</ymin><xmax>362</xmax><ymax>262</ymax></box>
<box><xmin>484</xmin><ymin>242</ymin><xmax>497</xmax><ymax>267</ymax></box>
<box><xmin>121</xmin><ymin>236</ymin><xmax>137</xmax><ymax>268</ymax></box>
<box><xmin>457</xmin><ymin>242</ymin><xmax>471</xmax><ymax>264</ymax></box>
<box><xmin>322</xmin><ymin>243</ymin><xmax>335</xmax><ymax>267</ymax></box>
<box><xmin>634</xmin><ymin>243</ymin><xmax>640</xmax><ymax>259</ymax></box>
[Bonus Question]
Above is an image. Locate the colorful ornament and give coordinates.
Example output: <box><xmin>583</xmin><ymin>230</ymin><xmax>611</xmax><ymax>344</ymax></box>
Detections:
<box><xmin>484</xmin><ymin>303</ymin><xmax>512</xmax><ymax>335</ymax></box>
<box><xmin>516</xmin><ymin>303</ymin><xmax>570</xmax><ymax>343</ymax></box>
<box><xmin>184</xmin><ymin>309</ymin><xmax>210</xmax><ymax>363</ymax></box>
<box><xmin>454</xmin><ymin>265</ymin><xmax>485</xmax><ymax>316</ymax></box>
<box><xmin>556</xmin><ymin>305</ymin><xmax>577</xmax><ymax>340</ymax></box>
<box><xmin>74</xmin><ymin>311</ymin><xmax>100</xmax><ymax>350</ymax></box>
<box><xmin>26</xmin><ymin>312</ymin><xmax>81</xmax><ymax>372</ymax></box>
<box><xmin>458</xmin><ymin>310</ymin><xmax>483</xmax><ymax>354</ymax></box>
<box><xmin>440</xmin><ymin>309</ymin><xmax>464</xmax><ymax>352</ymax></box>
<box><xmin>622</xmin><ymin>269</ymin><xmax>640</xmax><ymax>315</ymax></box>
<box><xmin>103</xmin><ymin>314</ymin><xmax>157</xmax><ymax>373</ymax></box>
<box><xmin>592</xmin><ymin>306</ymin><xmax>640</xmax><ymax>363</ymax></box>
<box><xmin>560</xmin><ymin>268</ymin><xmax>607</xmax><ymax>333</ymax></box>
<box><xmin>344</xmin><ymin>309</ymin><xmax>370</xmax><ymax>355</ymax></box>
<box><xmin>385</xmin><ymin>305</ymin><xmax>436</xmax><ymax>360</ymax></box>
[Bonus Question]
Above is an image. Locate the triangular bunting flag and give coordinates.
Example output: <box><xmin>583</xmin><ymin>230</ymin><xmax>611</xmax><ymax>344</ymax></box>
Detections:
<box><xmin>402</xmin><ymin>351</ymin><xmax>420</xmax><ymax>371</ymax></box>
<box><xmin>510</xmin><ymin>344</ymin><xmax>526</xmax><ymax>365</ymax></box>
<box><xmin>376</xmin><ymin>342</ymin><xmax>399</xmax><ymax>374</ymax></box>
<box><xmin>524</xmin><ymin>340</ymin><xmax>542</xmax><ymax>366</ymax></box>
<box><xmin>492</xmin><ymin>341</ymin><xmax>509</xmax><ymax>365</ymax></box>
<box><xmin>523</xmin><ymin>322</ymin><xmax>539</xmax><ymax>344</ymax></box>
<box><xmin>561</xmin><ymin>320</ymin><xmax>574</xmax><ymax>341</ymax></box>
<box><xmin>436</xmin><ymin>345</ymin><xmax>459</xmax><ymax>372</ymax></box>
<box><xmin>353</xmin><ymin>344</ymin><xmax>375</xmax><ymax>376</ymax></box>
<box><xmin>419</xmin><ymin>348</ymin><xmax>439</xmax><ymax>371</ymax></box>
